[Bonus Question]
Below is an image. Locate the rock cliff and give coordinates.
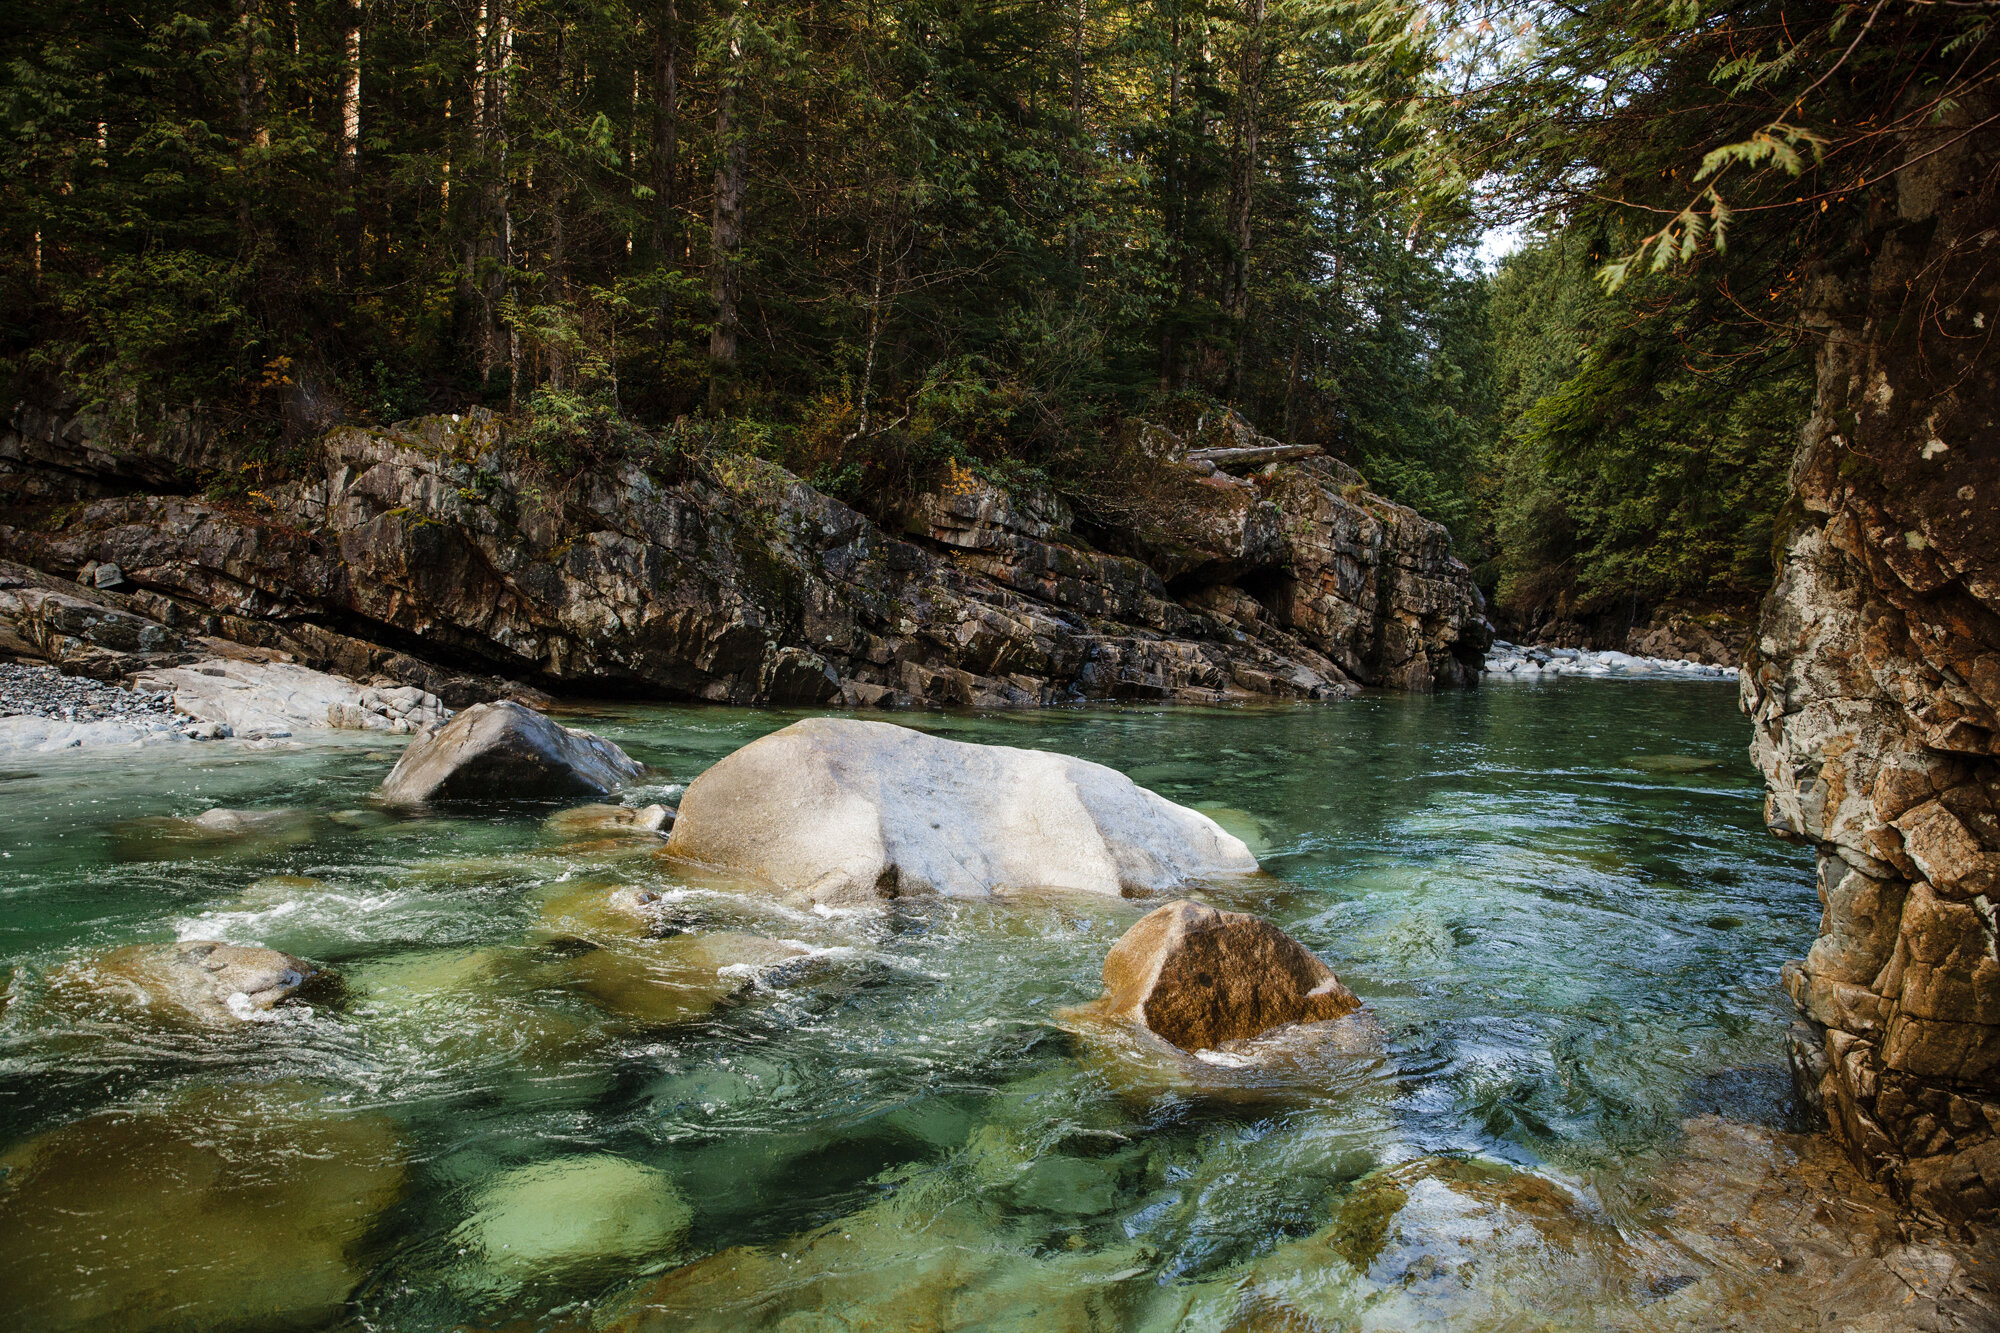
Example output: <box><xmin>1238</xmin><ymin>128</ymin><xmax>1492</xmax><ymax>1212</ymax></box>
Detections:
<box><xmin>0</xmin><ymin>411</ymin><xmax>1487</xmax><ymax>707</ymax></box>
<box><xmin>1748</xmin><ymin>106</ymin><xmax>2000</xmax><ymax>1223</ymax></box>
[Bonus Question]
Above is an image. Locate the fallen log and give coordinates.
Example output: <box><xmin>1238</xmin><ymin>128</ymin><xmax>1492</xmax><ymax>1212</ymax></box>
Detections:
<box><xmin>1183</xmin><ymin>443</ymin><xmax>1322</xmax><ymax>468</ymax></box>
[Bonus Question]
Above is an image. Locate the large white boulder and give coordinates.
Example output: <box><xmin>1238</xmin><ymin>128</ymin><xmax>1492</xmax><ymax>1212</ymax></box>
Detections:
<box><xmin>664</xmin><ymin>718</ymin><xmax>1258</xmax><ymax>906</ymax></box>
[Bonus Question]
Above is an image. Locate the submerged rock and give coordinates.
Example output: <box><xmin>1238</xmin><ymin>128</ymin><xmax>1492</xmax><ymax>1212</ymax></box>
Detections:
<box><xmin>114</xmin><ymin>807</ymin><xmax>316</xmax><ymax>859</ymax></box>
<box><xmin>0</xmin><ymin>1086</ymin><xmax>405</xmax><ymax>1333</ymax></box>
<box><xmin>595</xmin><ymin>1169</ymin><xmax>1160</xmax><ymax>1333</ymax></box>
<box><xmin>59</xmin><ymin>939</ymin><xmax>333</xmax><ymax>1026</ymax></box>
<box><xmin>452</xmin><ymin>1155</ymin><xmax>691</xmax><ymax>1287</ymax></box>
<box><xmin>1621</xmin><ymin>753</ymin><xmax>1725</xmax><ymax>774</ymax></box>
<box><xmin>665</xmin><ymin>718</ymin><xmax>1257</xmax><ymax>906</ymax></box>
<box><xmin>1090</xmin><ymin>899</ymin><xmax>1359</xmax><ymax>1051</ymax></box>
<box><xmin>544</xmin><ymin>801</ymin><xmax>674</xmax><ymax>839</ymax></box>
<box><xmin>376</xmin><ymin>701</ymin><xmax>644</xmax><ymax>806</ymax></box>
<box><xmin>568</xmin><ymin>932</ymin><xmax>810</xmax><ymax>1027</ymax></box>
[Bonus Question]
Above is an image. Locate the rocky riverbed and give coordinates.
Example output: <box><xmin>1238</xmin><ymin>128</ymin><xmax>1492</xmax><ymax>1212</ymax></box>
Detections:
<box><xmin>1483</xmin><ymin>640</ymin><xmax>1740</xmax><ymax>681</ymax></box>
<box><xmin>0</xmin><ymin>685</ymin><xmax>1989</xmax><ymax>1332</ymax></box>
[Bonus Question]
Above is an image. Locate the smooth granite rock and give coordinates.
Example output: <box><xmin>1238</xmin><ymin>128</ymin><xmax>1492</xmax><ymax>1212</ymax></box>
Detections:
<box><xmin>664</xmin><ymin>718</ymin><xmax>1258</xmax><ymax>906</ymax></box>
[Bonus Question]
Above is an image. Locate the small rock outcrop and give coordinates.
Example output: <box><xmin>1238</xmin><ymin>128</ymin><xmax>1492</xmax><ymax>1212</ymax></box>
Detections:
<box><xmin>1091</xmin><ymin>899</ymin><xmax>1360</xmax><ymax>1051</ymax></box>
<box><xmin>132</xmin><ymin>658</ymin><xmax>449</xmax><ymax>737</ymax></box>
<box><xmin>664</xmin><ymin>718</ymin><xmax>1257</xmax><ymax>906</ymax></box>
<box><xmin>376</xmin><ymin>701</ymin><xmax>643</xmax><ymax>806</ymax></box>
<box><xmin>68</xmin><ymin>940</ymin><xmax>330</xmax><ymax>1025</ymax></box>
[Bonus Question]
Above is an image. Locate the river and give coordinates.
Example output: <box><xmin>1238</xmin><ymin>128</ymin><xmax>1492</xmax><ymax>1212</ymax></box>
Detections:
<box><xmin>4</xmin><ymin>678</ymin><xmax>1926</xmax><ymax>1330</ymax></box>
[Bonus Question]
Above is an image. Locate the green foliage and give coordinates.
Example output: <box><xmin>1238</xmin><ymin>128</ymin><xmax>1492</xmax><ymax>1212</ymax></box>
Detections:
<box><xmin>0</xmin><ymin>0</ymin><xmax>1494</xmax><ymax>545</ymax></box>
<box><xmin>1482</xmin><ymin>229</ymin><xmax>1808</xmax><ymax>617</ymax></box>
<box><xmin>517</xmin><ymin>385</ymin><xmax>646</xmax><ymax>475</ymax></box>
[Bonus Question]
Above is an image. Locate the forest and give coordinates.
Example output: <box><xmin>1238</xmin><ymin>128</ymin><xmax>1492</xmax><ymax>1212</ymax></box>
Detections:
<box><xmin>0</xmin><ymin>1</ymin><xmax>1960</xmax><ymax>633</ymax></box>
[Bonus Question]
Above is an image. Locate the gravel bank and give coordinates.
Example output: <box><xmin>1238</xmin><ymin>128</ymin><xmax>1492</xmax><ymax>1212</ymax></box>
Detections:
<box><xmin>0</xmin><ymin>661</ymin><xmax>205</xmax><ymax>750</ymax></box>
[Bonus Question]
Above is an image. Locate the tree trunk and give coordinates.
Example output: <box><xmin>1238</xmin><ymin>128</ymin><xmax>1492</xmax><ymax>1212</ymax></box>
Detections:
<box><xmin>339</xmin><ymin>2</ymin><xmax>361</xmax><ymax>177</ymax></box>
<box><xmin>651</xmin><ymin>0</ymin><xmax>680</xmax><ymax>266</ymax></box>
<box><xmin>709</xmin><ymin>1</ymin><xmax>748</xmax><ymax>412</ymax></box>
<box><xmin>1225</xmin><ymin>0</ymin><xmax>1266</xmax><ymax>394</ymax></box>
<box><xmin>337</xmin><ymin>0</ymin><xmax>363</xmax><ymax>274</ymax></box>
<box><xmin>237</xmin><ymin>0</ymin><xmax>267</xmax><ymax>149</ymax></box>
<box><xmin>466</xmin><ymin>0</ymin><xmax>515</xmax><ymax>397</ymax></box>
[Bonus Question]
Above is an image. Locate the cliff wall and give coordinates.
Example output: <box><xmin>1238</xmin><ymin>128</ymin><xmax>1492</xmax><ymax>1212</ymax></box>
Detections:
<box><xmin>0</xmin><ymin>413</ymin><xmax>1488</xmax><ymax>707</ymax></box>
<box><xmin>1749</xmin><ymin>109</ymin><xmax>2000</xmax><ymax>1223</ymax></box>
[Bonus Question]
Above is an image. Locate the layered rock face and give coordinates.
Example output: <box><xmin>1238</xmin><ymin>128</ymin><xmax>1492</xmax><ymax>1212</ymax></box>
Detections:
<box><xmin>1749</xmin><ymin>112</ymin><xmax>2000</xmax><ymax>1223</ymax></box>
<box><xmin>0</xmin><ymin>410</ymin><xmax>1486</xmax><ymax>706</ymax></box>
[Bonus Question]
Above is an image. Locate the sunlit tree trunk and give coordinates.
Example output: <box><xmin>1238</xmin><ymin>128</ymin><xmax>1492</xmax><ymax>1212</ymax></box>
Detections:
<box><xmin>709</xmin><ymin>1</ymin><xmax>748</xmax><ymax>411</ymax></box>
<box><xmin>651</xmin><ymin>0</ymin><xmax>680</xmax><ymax>267</ymax></box>
<box><xmin>1225</xmin><ymin>0</ymin><xmax>1265</xmax><ymax>395</ymax></box>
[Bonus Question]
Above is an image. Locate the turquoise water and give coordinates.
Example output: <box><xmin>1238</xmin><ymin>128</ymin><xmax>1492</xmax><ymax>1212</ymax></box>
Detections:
<box><xmin>0</xmin><ymin>680</ymin><xmax>1815</xmax><ymax>1331</ymax></box>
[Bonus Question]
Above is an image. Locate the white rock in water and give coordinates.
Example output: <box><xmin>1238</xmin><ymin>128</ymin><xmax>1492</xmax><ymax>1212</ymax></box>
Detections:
<box><xmin>453</xmin><ymin>1155</ymin><xmax>690</xmax><ymax>1282</ymax></box>
<box><xmin>665</xmin><ymin>717</ymin><xmax>1258</xmax><ymax>906</ymax></box>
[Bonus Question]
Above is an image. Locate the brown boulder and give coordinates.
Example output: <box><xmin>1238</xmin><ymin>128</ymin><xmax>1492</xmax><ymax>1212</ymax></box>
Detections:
<box><xmin>1094</xmin><ymin>899</ymin><xmax>1359</xmax><ymax>1051</ymax></box>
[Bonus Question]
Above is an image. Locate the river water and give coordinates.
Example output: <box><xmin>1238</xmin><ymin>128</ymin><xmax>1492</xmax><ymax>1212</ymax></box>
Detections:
<box><xmin>0</xmin><ymin>679</ymin><xmax>1837</xmax><ymax>1331</ymax></box>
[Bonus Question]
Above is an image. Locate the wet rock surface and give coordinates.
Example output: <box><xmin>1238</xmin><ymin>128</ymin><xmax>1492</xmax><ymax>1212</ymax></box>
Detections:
<box><xmin>1749</xmin><ymin>105</ymin><xmax>2000</xmax><ymax>1225</ymax></box>
<box><xmin>451</xmin><ymin>1155</ymin><xmax>691</xmax><ymax>1288</ymax></box>
<box><xmin>664</xmin><ymin>718</ymin><xmax>1258</xmax><ymax>905</ymax></box>
<box><xmin>0</xmin><ymin>411</ymin><xmax>1489</xmax><ymax>706</ymax></box>
<box><xmin>376</xmin><ymin>701</ymin><xmax>644</xmax><ymax>806</ymax></box>
<box><xmin>1090</xmin><ymin>898</ymin><xmax>1360</xmax><ymax>1051</ymax></box>
<box><xmin>57</xmin><ymin>939</ymin><xmax>332</xmax><ymax>1026</ymax></box>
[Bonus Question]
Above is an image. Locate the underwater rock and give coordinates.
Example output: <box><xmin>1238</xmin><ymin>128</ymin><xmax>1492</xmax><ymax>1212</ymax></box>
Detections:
<box><xmin>544</xmin><ymin>802</ymin><xmax>674</xmax><ymax>839</ymax></box>
<box><xmin>1178</xmin><ymin>1116</ymin><xmax>2000</xmax><ymax>1332</ymax></box>
<box><xmin>114</xmin><ymin>807</ymin><xmax>316</xmax><ymax>860</ymax></box>
<box><xmin>1090</xmin><ymin>899</ymin><xmax>1359</xmax><ymax>1051</ymax></box>
<box><xmin>568</xmin><ymin>932</ymin><xmax>808</xmax><ymax>1027</ymax></box>
<box><xmin>60</xmin><ymin>939</ymin><xmax>332</xmax><ymax>1026</ymax></box>
<box><xmin>594</xmin><ymin>1170</ymin><xmax>1161</xmax><ymax>1332</ymax></box>
<box><xmin>665</xmin><ymin>717</ymin><xmax>1257</xmax><ymax>907</ymax></box>
<box><xmin>452</xmin><ymin>1155</ymin><xmax>690</xmax><ymax>1286</ymax></box>
<box><xmin>0</xmin><ymin>1086</ymin><xmax>405</xmax><ymax>1333</ymax></box>
<box><xmin>376</xmin><ymin>700</ymin><xmax>644</xmax><ymax>806</ymax></box>
<box><xmin>1621</xmin><ymin>753</ymin><xmax>1725</xmax><ymax>774</ymax></box>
